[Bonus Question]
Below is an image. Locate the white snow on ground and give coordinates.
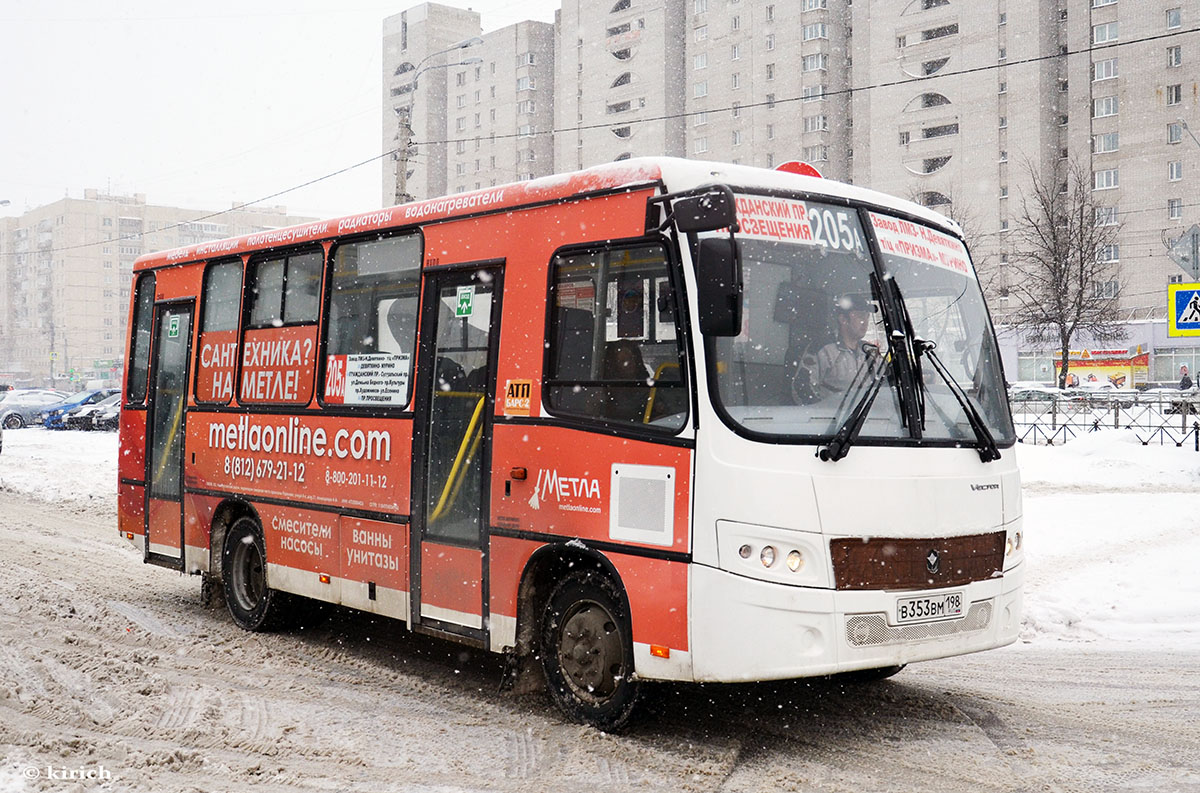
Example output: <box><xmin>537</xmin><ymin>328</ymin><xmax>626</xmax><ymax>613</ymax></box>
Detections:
<box><xmin>1</xmin><ymin>426</ymin><xmax>1198</xmax><ymax>650</ymax></box>
<box><xmin>0</xmin><ymin>427</ymin><xmax>118</xmax><ymax>513</ymax></box>
<box><xmin>1016</xmin><ymin>431</ymin><xmax>1200</xmax><ymax>650</ymax></box>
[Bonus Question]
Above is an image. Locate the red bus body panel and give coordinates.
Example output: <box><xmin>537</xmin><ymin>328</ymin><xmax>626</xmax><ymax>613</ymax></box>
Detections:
<box><xmin>119</xmin><ymin>161</ymin><xmax>690</xmax><ymax>662</ymax></box>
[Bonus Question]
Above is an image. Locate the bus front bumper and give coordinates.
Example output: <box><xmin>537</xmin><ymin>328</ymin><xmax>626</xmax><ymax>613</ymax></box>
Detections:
<box><xmin>681</xmin><ymin>562</ymin><xmax>1023</xmax><ymax>683</ymax></box>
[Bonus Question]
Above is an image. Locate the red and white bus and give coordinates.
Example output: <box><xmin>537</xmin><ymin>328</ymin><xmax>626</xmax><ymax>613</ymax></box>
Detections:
<box><xmin>119</xmin><ymin>157</ymin><xmax>1023</xmax><ymax>729</ymax></box>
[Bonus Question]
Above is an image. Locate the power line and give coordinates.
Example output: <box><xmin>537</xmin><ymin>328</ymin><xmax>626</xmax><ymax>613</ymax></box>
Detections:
<box><xmin>410</xmin><ymin>25</ymin><xmax>1200</xmax><ymax>147</ymax></box>
<box><xmin>7</xmin><ymin>24</ymin><xmax>1200</xmax><ymax>259</ymax></box>
<box><xmin>1</xmin><ymin>149</ymin><xmax>399</xmax><ymax>259</ymax></box>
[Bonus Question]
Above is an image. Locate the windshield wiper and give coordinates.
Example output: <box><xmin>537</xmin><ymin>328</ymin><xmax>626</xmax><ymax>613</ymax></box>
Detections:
<box><xmin>818</xmin><ymin>346</ymin><xmax>887</xmax><ymax>462</ymax></box>
<box><xmin>914</xmin><ymin>338</ymin><xmax>1001</xmax><ymax>463</ymax></box>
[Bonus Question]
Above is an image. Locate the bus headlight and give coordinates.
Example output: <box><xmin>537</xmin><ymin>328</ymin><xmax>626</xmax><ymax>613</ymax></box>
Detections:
<box><xmin>716</xmin><ymin>521</ymin><xmax>831</xmax><ymax>588</ymax></box>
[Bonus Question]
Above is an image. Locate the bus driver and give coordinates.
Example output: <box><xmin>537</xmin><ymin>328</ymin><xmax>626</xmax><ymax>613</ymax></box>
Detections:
<box><xmin>815</xmin><ymin>294</ymin><xmax>877</xmax><ymax>395</ymax></box>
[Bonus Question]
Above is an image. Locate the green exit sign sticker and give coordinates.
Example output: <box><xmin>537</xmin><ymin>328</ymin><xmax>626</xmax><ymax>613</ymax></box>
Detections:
<box><xmin>455</xmin><ymin>286</ymin><xmax>474</xmax><ymax>318</ymax></box>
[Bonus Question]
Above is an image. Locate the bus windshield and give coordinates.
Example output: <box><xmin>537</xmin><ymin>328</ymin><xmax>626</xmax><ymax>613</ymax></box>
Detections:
<box><xmin>710</xmin><ymin>196</ymin><xmax>1014</xmax><ymax>447</ymax></box>
<box><xmin>868</xmin><ymin>210</ymin><xmax>1014</xmax><ymax>446</ymax></box>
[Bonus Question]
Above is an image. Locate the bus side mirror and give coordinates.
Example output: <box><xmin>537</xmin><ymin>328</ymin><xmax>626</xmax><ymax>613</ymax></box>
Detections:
<box><xmin>697</xmin><ymin>237</ymin><xmax>742</xmax><ymax>336</ymax></box>
<box><xmin>673</xmin><ymin>187</ymin><xmax>738</xmax><ymax>233</ymax></box>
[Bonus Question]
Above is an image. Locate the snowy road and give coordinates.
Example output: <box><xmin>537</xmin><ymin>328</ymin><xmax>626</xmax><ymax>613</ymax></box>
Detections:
<box><xmin>1</xmin><ymin>430</ymin><xmax>1199</xmax><ymax>792</ymax></box>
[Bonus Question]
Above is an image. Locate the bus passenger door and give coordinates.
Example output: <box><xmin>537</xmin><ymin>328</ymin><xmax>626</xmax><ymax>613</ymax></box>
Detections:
<box><xmin>145</xmin><ymin>302</ymin><xmax>194</xmax><ymax>570</ymax></box>
<box><xmin>410</xmin><ymin>265</ymin><xmax>503</xmax><ymax>643</ymax></box>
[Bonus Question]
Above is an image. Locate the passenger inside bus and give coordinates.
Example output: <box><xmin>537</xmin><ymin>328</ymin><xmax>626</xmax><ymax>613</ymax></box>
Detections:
<box><xmin>602</xmin><ymin>340</ymin><xmax>651</xmax><ymax>422</ymax></box>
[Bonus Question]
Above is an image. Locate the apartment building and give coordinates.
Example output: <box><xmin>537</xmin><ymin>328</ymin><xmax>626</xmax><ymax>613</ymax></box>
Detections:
<box><xmin>685</xmin><ymin>0</ymin><xmax>853</xmax><ymax>177</ymax></box>
<box><xmin>0</xmin><ymin>191</ymin><xmax>311</xmax><ymax>387</ymax></box>
<box><xmin>554</xmin><ymin>0</ymin><xmax>686</xmax><ymax>171</ymax></box>
<box><xmin>850</xmin><ymin>0</ymin><xmax>1065</xmax><ymax>300</ymax></box>
<box><xmin>383</xmin><ymin>0</ymin><xmax>1198</xmax><ymax>343</ymax></box>
<box><xmin>446</xmin><ymin>21</ymin><xmax>556</xmax><ymax>192</ymax></box>
<box><xmin>383</xmin><ymin>3</ymin><xmax>482</xmax><ymax>204</ymax></box>
<box><xmin>382</xmin><ymin>3</ymin><xmax>556</xmax><ymax>203</ymax></box>
<box><xmin>853</xmin><ymin>0</ymin><xmax>1197</xmax><ymax>325</ymax></box>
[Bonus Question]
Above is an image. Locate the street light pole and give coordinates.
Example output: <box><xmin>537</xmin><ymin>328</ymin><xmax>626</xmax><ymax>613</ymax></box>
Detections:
<box><xmin>1164</xmin><ymin>118</ymin><xmax>1200</xmax><ymax>279</ymax></box>
<box><xmin>392</xmin><ymin>36</ymin><xmax>484</xmax><ymax>206</ymax></box>
<box><xmin>1180</xmin><ymin>118</ymin><xmax>1200</xmax><ymax>149</ymax></box>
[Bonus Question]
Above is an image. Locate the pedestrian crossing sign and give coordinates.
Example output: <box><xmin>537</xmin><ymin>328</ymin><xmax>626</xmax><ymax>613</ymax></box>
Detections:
<box><xmin>1168</xmin><ymin>283</ymin><xmax>1200</xmax><ymax>336</ymax></box>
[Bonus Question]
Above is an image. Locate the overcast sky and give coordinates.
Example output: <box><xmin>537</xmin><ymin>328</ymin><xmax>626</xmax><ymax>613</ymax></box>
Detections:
<box><xmin>0</xmin><ymin>0</ymin><xmax>560</xmax><ymax>221</ymax></box>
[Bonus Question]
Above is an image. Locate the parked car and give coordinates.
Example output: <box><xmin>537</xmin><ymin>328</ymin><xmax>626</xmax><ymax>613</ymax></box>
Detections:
<box><xmin>1059</xmin><ymin>381</ymin><xmax>1134</xmax><ymax>408</ymax></box>
<box><xmin>1138</xmin><ymin>386</ymin><xmax>1200</xmax><ymax>414</ymax></box>
<box><xmin>64</xmin><ymin>392</ymin><xmax>122</xmax><ymax>430</ymax></box>
<box><xmin>0</xmin><ymin>389</ymin><xmax>71</xmax><ymax>429</ymax></box>
<box><xmin>1008</xmin><ymin>385</ymin><xmax>1059</xmax><ymax>402</ymax></box>
<box><xmin>39</xmin><ymin>389</ymin><xmax>120</xmax><ymax>429</ymax></box>
<box><xmin>92</xmin><ymin>400</ymin><xmax>121</xmax><ymax>431</ymax></box>
<box><xmin>1007</xmin><ymin>384</ymin><xmax>1061</xmax><ymax>410</ymax></box>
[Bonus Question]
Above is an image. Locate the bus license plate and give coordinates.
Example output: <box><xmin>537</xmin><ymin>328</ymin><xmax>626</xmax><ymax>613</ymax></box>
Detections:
<box><xmin>896</xmin><ymin>592</ymin><xmax>963</xmax><ymax>624</ymax></box>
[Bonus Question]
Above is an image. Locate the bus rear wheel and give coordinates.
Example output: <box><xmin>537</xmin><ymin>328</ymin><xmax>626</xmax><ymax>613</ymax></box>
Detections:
<box><xmin>222</xmin><ymin>516</ymin><xmax>289</xmax><ymax>631</ymax></box>
<box><xmin>540</xmin><ymin>570</ymin><xmax>640</xmax><ymax>731</ymax></box>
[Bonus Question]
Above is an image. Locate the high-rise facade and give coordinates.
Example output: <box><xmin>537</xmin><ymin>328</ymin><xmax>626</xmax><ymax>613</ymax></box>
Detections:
<box><xmin>383</xmin><ymin>3</ymin><xmax>484</xmax><ymax>204</ymax></box>
<box><xmin>849</xmin><ymin>0</ymin><xmax>1066</xmax><ymax>306</ymax></box>
<box><xmin>684</xmin><ymin>0</ymin><xmax>853</xmax><ymax>177</ymax></box>
<box><xmin>554</xmin><ymin>0</ymin><xmax>686</xmax><ymax>171</ymax></box>
<box><xmin>382</xmin><ymin>4</ymin><xmax>556</xmax><ymax>203</ymax></box>
<box><xmin>383</xmin><ymin>0</ymin><xmax>1198</xmax><ymax>331</ymax></box>
<box><xmin>445</xmin><ymin>21</ymin><xmax>556</xmax><ymax>192</ymax></box>
<box><xmin>850</xmin><ymin>0</ymin><xmax>1198</xmax><ymax>325</ymax></box>
<box><xmin>0</xmin><ymin>191</ymin><xmax>311</xmax><ymax>387</ymax></box>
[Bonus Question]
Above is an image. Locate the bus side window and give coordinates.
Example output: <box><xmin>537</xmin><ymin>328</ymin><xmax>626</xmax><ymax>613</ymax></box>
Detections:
<box><xmin>544</xmin><ymin>242</ymin><xmax>687</xmax><ymax>431</ymax></box>
<box><xmin>241</xmin><ymin>248</ymin><xmax>323</xmax><ymax>405</ymax></box>
<box><xmin>195</xmin><ymin>259</ymin><xmax>242</xmax><ymax>404</ymax></box>
<box><xmin>126</xmin><ymin>273</ymin><xmax>156</xmax><ymax>405</ymax></box>
<box><xmin>322</xmin><ymin>234</ymin><xmax>421</xmax><ymax>408</ymax></box>
<box><xmin>246</xmin><ymin>250</ymin><xmax>322</xmax><ymax>328</ymax></box>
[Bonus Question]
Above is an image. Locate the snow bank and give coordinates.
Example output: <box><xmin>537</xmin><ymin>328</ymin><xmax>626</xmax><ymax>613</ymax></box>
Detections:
<box><xmin>1017</xmin><ymin>429</ymin><xmax>1200</xmax><ymax>493</ymax></box>
<box><xmin>0</xmin><ymin>427</ymin><xmax>118</xmax><ymax>514</ymax></box>
<box><xmin>1016</xmin><ymin>432</ymin><xmax>1200</xmax><ymax>650</ymax></box>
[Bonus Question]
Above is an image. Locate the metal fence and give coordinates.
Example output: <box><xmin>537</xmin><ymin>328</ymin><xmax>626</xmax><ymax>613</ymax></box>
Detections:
<box><xmin>1009</xmin><ymin>393</ymin><xmax>1200</xmax><ymax>449</ymax></box>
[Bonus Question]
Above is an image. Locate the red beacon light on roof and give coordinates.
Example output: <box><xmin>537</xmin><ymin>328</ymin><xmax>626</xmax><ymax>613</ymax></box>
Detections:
<box><xmin>775</xmin><ymin>161</ymin><xmax>823</xmax><ymax>179</ymax></box>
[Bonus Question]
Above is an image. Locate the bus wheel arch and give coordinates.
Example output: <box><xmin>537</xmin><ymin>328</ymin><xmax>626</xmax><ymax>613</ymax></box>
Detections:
<box><xmin>516</xmin><ymin>545</ymin><xmax>641</xmax><ymax>730</ymax></box>
<box><xmin>514</xmin><ymin>544</ymin><xmax>626</xmax><ymax>658</ymax></box>
<box><xmin>220</xmin><ymin>512</ymin><xmax>291</xmax><ymax>632</ymax></box>
<box><xmin>207</xmin><ymin>499</ymin><xmax>260</xmax><ymax>583</ymax></box>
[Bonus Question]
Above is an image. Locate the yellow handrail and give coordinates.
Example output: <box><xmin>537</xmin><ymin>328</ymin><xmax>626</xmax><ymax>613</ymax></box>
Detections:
<box><xmin>429</xmin><ymin>394</ymin><xmax>485</xmax><ymax>521</ymax></box>
<box><xmin>443</xmin><ymin>424</ymin><xmax>483</xmax><ymax>514</ymax></box>
<box><xmin>152</xmin><ymin>390</ymin><xmax>185</xmax><ymax>491</ymax></box>
<box><xmin>642</xmin><ymin>362</ymin><xmax>681</xmax><ymax>423</ymax></box>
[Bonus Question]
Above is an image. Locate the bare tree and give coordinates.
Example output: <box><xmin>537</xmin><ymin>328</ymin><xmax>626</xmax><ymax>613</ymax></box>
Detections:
<box><xmin>1006</xmin><ymin>158</ymin><xmax>1124</xmax><ymax>388</ymax></box>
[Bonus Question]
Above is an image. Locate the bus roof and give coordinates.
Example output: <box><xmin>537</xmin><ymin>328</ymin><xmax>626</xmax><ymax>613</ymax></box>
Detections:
<box><xmin>135</xmin><ymin>157</ymin><xmax>960</xmax><ymax>271</ymax></box>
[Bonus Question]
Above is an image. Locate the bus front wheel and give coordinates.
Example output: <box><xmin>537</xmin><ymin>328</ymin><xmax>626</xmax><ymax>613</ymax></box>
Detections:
<box><xmin>540</xmin><ymin>570</ymin><xmax>640</xmax><ymax>731</ymax></box>
<box><xmin>222</xmin><ymin>516</ymin><xmax>289</xmax><ymax>632</ymax></box>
